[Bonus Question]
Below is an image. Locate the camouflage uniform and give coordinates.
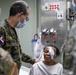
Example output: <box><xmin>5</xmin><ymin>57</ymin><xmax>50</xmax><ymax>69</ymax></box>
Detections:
<box><xmin>0</xmin><ymin>19</ymin><xmax>35</xmax><ymax>72</ymax></box>
<box><xmin>63</xmin><ymin>21</ymin><xmax>76</xmax><ymax>75</ymax></box>
<box><xmin>0</xmin><ymin>48</ymin><xmax>18</xmax><ymax>75</ymax></box>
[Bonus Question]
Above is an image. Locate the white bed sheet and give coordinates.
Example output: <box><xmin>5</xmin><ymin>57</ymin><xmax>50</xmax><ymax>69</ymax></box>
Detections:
<box><xmin>19</xmin><ymin>66</ymin><xmax>30</xmax><ymax>75</ymax></box>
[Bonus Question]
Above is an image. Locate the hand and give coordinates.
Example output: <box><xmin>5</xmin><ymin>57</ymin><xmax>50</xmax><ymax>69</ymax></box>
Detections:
<box><xmin>35</xmin><ymin>60</ymin><xmax>41</xmax><ymax>63</ymax></box>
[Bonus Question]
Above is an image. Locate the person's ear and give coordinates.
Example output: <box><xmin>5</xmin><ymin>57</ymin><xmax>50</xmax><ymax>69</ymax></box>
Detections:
<box><xmin>20</xmin><ymin>12</ymin><xmax>24</xmax><ymax>17</ymax></box>
<box><xmin>16</xmin><ymin>12</ymin><xmax>23</xmax><ymax>22</ymax></box>
<box><xmin>17</xmin><ymin>12</ymin><xmax>23</xmax><ymax>18</ymax></box>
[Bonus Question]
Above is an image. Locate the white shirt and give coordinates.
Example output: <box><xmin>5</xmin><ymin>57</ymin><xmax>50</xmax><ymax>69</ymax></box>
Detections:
<box><xmin>29</xmin><ymin>61</ymin><xmax>63</xmax><ymax>75</ymax></box>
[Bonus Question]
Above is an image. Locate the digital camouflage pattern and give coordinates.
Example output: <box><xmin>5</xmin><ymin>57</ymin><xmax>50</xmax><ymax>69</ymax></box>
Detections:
<box><xmin>0</xmin><ymin>48</ymin><xmax>15</xmax><ymax>75</ymax></box>
<box><xmin>0</xmin><ymin>20</ymin><xmax>35</xmax><ymax>74</ymax></box>
<box><xmin>63</xmin><ymin>23</ymin><xmax>76</xmax><ymax>75</ymax></box>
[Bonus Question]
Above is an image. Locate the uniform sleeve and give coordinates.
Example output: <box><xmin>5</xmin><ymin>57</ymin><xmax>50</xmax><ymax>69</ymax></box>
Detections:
<box><xmin>0</xmin><ymin>61</ymin><xmax>4</xmax><ymax>75</ymax></box>
<box><xmin>0</xmin><ymin>27</ymin><xmax>6</xmax><ymax>47</ymax></box>
<box><xmin>0</xmin><ymin>48</ymin><xmax>14</xmax><ymax>75</ymax></box>
<box><xmin>0</xmin><ymin>27</ymin><xmax>6</xmax><ymax>75</ymax></box>
<box><xmin>22</xmin><ymin>53</ymin><xmax>35</xmax><ymax>64</ymax></box>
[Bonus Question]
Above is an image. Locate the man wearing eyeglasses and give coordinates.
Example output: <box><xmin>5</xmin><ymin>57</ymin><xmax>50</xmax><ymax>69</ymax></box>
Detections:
<box><xmin>0</xmin><ymin>0</ymin><xmax>35</xmax><ymax>74</ymax></box>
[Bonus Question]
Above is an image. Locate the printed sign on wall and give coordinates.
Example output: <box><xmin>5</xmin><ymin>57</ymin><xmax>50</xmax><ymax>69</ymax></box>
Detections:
<box><xmin>57</xmin><ymin>11</ymin><xmax>63</xmax><ymax>19</ymax></box>
<box><xmin>42</xmin><ymin>3</ymin><xmax>60</xmax><ymax>11</ymax></box>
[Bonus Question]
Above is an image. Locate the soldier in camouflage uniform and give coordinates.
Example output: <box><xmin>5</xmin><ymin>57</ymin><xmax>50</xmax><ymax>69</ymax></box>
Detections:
<box><xmin>0</xmin><ymin>0</ymin><xmax>35</xmax><ymax>74</ymax></box>
<box><xmin>63</xmin><ymin>22</ymin><xmax>76</xmax><ymax>75</ymax></box>
<box><xmin>0</xmin><ymin>48</ymin><xmax>18</xmax><ymax>75</ymax></box>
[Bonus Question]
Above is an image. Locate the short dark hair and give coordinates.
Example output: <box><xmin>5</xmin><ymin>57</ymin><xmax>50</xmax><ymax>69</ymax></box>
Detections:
<box><xmin>43</xmin><ymin>45</ymin><xmax>60</xmax><ymax>56</ymax></box>
<box><xmin>9</xmin><ymin>0</ymin><xmax>29</xmax><ymax>16</ymax></box>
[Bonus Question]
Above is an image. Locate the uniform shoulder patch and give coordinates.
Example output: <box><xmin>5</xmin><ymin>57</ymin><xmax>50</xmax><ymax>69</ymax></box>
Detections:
<box><xmin>0</xmin><ymin>35</ymin><xmax>5</xmax><ymax>44</ymax></box>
